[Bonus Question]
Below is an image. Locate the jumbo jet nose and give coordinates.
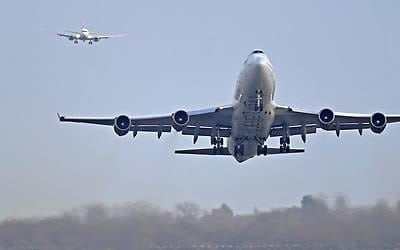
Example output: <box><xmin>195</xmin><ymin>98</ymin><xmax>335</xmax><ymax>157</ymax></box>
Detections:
<box><xmin>245</xmin><ymin>49</ymin><xmax>273</xmax><ymax>69</ymax></box>
<box><xmin>251</xmin><ymin>49</ymin><xmax>265</xmax><ymax>55</ymax></box>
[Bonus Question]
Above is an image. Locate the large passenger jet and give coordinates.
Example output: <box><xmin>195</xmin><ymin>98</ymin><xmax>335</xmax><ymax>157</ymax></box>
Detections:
<box><xmin>57</xmin><ymin>26</ymin><xmax>125</xmax><ymax>45</ymax></box>
<box><xmin>58</xmin><ymin>49</ymin><xmax>400</xmax><ymax>162</ymax></box>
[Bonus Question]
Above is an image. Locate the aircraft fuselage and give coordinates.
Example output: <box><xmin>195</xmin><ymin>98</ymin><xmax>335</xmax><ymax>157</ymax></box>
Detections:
<box><xmin>228</xmin><ymin>52</ymin><xmax>276</xmax><ymax>162</ymax></box>
<box><xmin>79</xmin><ymin>31</ymin><xmax>90</xmax><ymax>40</ymax></box>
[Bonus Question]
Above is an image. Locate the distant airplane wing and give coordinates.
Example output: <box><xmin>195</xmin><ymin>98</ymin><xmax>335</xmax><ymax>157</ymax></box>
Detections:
<box><xmin>91</xmin><ymin>34</ymin><xmax>126</xmax><ymax>40</ymax></box>
<box><xmin>58</xmin><ymin>105</ymin><xmax>233</xmax><ymax>138</ymax></box>
<box><xmin>272</xmin><ymin>105</ymin><xmax>400</xmax><ymax>137</ymax></box>
<box><xmin>57</xmin><ymin>33</ymin><xmax>73</xmax><ymax>38</ymax></box>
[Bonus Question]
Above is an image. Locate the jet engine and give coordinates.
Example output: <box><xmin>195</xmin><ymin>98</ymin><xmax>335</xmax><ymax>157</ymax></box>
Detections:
<box><xmin>172</xmin><ymin>110</ymin><xmax>190</xmax><ymax>131</ymax></box>
<box><xmin>93</xmin><ymin>37</ymin><xmax>99</xmax><ymax>42</ymax></box>
<box><xmin>370</xmin><ymin>112</ymin><xmax>387</xmax><ymax>134</ymax></box>
<box><xmin>318</xmin><ymin>108</ymin><xmax>335</xmax><ymax>125</ymax></box>
<box><xmin>113</xmin><ymin>115</ymin><xmax>131</xmax><ymax>136</ymax></box>
<box><xmin>69</xmin><ymin>37</ymin><xmax>74</xmax><ymax>41</ymax></box>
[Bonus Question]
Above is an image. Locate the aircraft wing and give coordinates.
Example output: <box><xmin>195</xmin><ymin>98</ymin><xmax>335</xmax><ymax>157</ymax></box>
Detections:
<box><xmin>59</xmin><ymin>104</ymin><xmax>400</xmax><ymax>140</ymax></box>
<box><xmin>57</xmin><ymin>33</ymin><xmax>73</xmax><ymax>39</ymax></box>
<box><xmin>272</xmin><ymin>105</ymin><xmax>400</xmax><ymax>137</ymax></box>
<box><xmin>58</xmin><ymin>105</ymin><xmax>233</xmax><ymax>138</ymax></box>
<box><xmin>91</xmin><ymin>34</ymin><xmax>126</xmax><ymax>40</ymax></box>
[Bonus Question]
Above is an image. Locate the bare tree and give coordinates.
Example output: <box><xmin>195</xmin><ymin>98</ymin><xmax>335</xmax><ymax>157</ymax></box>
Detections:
<box><xmin>1</xmin><ymin>195</ymin><xmax>400</xmax><ymax>250</ymax></box>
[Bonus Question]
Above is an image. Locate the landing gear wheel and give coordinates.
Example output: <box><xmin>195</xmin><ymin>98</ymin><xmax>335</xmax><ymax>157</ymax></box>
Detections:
<box><xmin>279</xmin><ymin>136</ymin><xmax>291</xmax><ymax>153</ymax></box>
<box><xmin>280</xmin><ymin>144</ymin><xmax>290</xmax><ymax>153</ymax></box>
<box><xmin>280</xmin><ymin>137</ymin><xmax>290</xmax><ymax>145</ymax></box>
<box><xmin>74</xmin><ymin>40</ymin><xmax>78</xmax><ymax>44</ymax></box>
<box><xmin>257</xmin><ymin>145</ymin><xmax>268</xmax><ymax>156</ymax></box>
<box><xmin>211</xmin><ymin>137</ymin><xmax>223</xmax><ymax>148</ymax></box>
<box><xmin>89</xmin><ymin>41</ymin><xmax>93</xmax><ymax>45</ymax></box>
<box><xmin>263</xmin><ymin>145</ymin><xmax>268</xmax><ymax>155</ymax></box>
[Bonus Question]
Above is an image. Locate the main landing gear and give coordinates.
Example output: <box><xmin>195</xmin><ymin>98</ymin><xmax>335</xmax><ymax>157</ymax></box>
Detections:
<box><xmin>89</xmin><ymin>41</ymin><xmax>93</xmax><ymax>45</ymax></box>
<box><xmin>211</xmin><ymin>126</ymin><xmax>224</xmax><ymax>153</ymax></box>
<box><xmin>74</xmin><ymin>40</ymin><xmax>78</xmax><ymax>44</ymax></box>
<box><xmin>211</xmin><ymin>136</ymin><xmax>224</xmax><ymax>150</ymax></box>
<box><xmin>280</xmin><ymin>136</ymin><xmax>291</xmax><ymax>153</ymax></box>
<box><xmin>257</xmin><ymin>145</ymin><xmax>268</xmax><ymax>156</ymax></box>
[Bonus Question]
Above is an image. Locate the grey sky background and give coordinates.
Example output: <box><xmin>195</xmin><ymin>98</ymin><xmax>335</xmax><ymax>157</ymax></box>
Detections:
<box><xmin>1</xmin><ymin>0</ymin><xmax>400</xmax><ymax>218</ymax></box>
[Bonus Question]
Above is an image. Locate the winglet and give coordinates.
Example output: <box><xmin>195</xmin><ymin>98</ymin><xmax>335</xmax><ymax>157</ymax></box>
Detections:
<box><xmin>57</xmin><ymin>112</ymin><xmax>65</xmax><ymax>122</ymax></box>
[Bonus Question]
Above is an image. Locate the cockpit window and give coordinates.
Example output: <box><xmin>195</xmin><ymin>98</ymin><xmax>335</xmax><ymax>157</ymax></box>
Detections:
<box><xmin>251</xmin><ymin>50</ymin><xmax>264</xmax><ymax>54</ymax></box>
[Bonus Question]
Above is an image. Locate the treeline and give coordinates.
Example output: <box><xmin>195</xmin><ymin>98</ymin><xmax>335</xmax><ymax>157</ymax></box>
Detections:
<box><xmin>1</xmin><ymin>195</ymin><xmax>400</xmax><ymax>250</ymax></box>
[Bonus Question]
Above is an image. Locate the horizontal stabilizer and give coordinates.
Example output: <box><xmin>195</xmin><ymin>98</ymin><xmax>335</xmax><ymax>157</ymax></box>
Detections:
<box><xmin>175</xmin><ymin>147</ymin><xmax>230</xmax><ymax>155</ymax></box>
<box><xmin>175</xmin><ymin>147</ymin><xmax>305</xmax><ymax>156</ymax></box>
<box><xmin>267</xmin><ymin>147</ymin><xmax>305</xmax><ymax>154</ymax></box>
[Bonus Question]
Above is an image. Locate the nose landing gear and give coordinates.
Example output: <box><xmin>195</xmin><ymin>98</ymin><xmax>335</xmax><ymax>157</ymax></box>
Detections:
<box><xmin>255</xmin><ymin>90</ymin><xmax>264</xmax><ymax>112</ymax></box>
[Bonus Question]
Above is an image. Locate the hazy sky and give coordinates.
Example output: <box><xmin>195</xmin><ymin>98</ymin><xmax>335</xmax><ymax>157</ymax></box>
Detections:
<box><xmin>1</xmin><ymin>0</ymin><xmax>400</xmax><ymax>219</ymax></box>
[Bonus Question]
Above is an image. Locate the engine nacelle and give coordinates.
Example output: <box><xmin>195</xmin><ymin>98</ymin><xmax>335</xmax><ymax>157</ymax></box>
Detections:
<box><xmin>93</xmin><ymin>37</ymin><xmax>99</xmax><ymax>42</ymax></box>
<box><xmin>318</xmin><ymin>108</ymin><xmax>335</xmax><ymax>126</ymax></box>
<box><xmin>370</xmin><ymin>112</ymin><xmax>387</xmax><ymax>134</ymax></box>
<box><xmin>69</xmin><ymin>36</ymin><xmax>74</xmax><ymax>41</ymax></box>
<box><xmin>113</xmin><ymin>115</ymin><xmax>131</xmax><ymax>136</ymax></box>
<box><xmin>172</xmin><ymin>110</ymin><xmax>190</xmax><ymax>131</ymax></box>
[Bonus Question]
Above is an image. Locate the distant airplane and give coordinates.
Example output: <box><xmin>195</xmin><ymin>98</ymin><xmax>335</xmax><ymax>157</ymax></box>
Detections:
<box><xmin>58</xmin><ymin>49</ymin><xmax>400</xmax><ymax>162</ymax></box>
<box><xmin>57</xmin><ymin>26</ymin><xmax>125</xmax><ymax>44</ymax></box>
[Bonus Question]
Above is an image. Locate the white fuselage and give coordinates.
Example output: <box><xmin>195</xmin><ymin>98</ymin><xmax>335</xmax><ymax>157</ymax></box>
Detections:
<box><xmin>227</xmin><ymin>52</ymin><xmax>276</xmax><ymax>162</ymax></box>
<box><xmin>75</xmin><ymin>30</ymin><xmax>91</xmax><ymax>41</ymax></box>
